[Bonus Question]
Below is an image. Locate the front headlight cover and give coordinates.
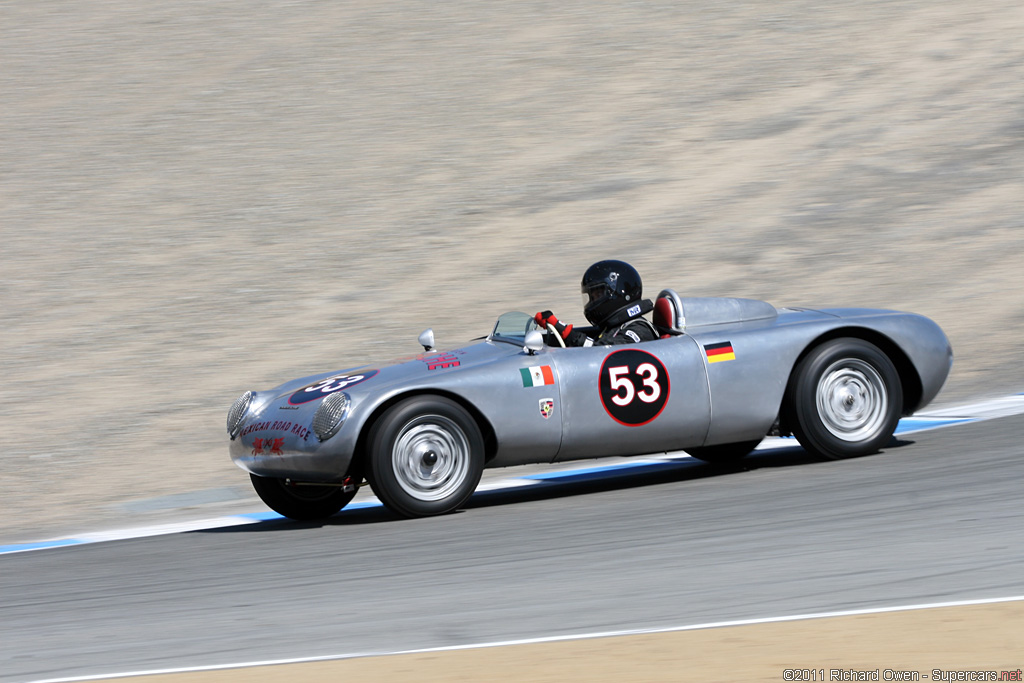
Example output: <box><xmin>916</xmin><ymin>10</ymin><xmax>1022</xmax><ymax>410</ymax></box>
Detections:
<box><xmin>312</xmin><ymin>391</ymin><xmax>350</xmax><ymax>442</ymax></box>
<box><xmin>227</xmin><ymin>391</ymin><xmax>254</xmax><ymax>440</ymax></box>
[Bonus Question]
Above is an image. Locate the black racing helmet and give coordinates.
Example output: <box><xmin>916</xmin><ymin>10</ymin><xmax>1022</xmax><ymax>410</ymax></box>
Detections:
<box><xmin>581</xmin><ymin>260</ymin><xmax>643</xmax><ymax>326</ymax></box>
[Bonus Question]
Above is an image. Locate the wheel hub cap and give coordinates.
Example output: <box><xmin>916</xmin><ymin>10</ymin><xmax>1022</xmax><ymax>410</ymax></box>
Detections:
<box><xmin>392</xmin><ymin>416</ymin><xmax>470</xmax><ymax>501</ymax></box>
<box><xmin>816</xmin><ymin>359</ymin><xmax>888</xmax><ymax>442</ymax></box>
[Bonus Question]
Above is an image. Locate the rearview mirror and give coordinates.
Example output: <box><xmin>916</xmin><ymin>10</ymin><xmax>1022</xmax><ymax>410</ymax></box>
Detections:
<box><xmin>418</xmin><ymin>328</ymin><xmax>435</xmax><ymax>352</ymax></box>
<box><xmin>524</xmin><ymin>330</ymin><xmax>544</xmax><ymax>355</ymax></box>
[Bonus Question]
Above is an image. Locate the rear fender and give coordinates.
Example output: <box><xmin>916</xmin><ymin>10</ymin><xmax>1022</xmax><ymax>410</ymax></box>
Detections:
<box><xmin>779</xmin><ymin>327</ymin><xmax>925</xmax><ymax>435</ymax></box>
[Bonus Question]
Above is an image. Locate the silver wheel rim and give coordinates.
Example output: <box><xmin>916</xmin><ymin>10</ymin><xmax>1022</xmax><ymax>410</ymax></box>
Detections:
<box><xmin>816</xmin><ymin>358</ymin><xmax>888</xmax><ymax>442</ymax></box>
<box><xmin>392</xmin><ymin>415</ymin><xmax>471</xmax><ymax>501</ymax></box>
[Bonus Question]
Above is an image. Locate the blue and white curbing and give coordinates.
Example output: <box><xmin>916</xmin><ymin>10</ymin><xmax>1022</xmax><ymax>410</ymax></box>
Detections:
<box><xmin>4</xmin><ymin>393</ymin><xmax>1024</xmax><ymax>556</ymax></box>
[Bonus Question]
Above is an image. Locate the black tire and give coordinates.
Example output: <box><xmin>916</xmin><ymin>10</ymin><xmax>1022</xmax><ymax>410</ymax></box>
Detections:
<box><xmin>368</xmin><ymin>395</ymin><xmax>485</xmax><ymax>518</ymax></box>
<box><xmin>687</xmin><ymin>439</ymin><xmax>762</xmax><ymax>464</ymax></box>
<box><xmin>249</xmin><ymin>474</ymin><xmax>356</xmax><ymax>521</ymax></box>
<box><xmin>783</xmin><ymin>338</ymin><xmax>902</xmax><ymax>460</ymax></box>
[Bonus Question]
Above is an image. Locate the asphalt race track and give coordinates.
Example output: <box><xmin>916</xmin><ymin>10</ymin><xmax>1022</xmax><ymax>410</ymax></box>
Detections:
<box><xmin>3</xmin><ymin>414</ymin><xmax>1024</xmax><ymax>682</ymax></box>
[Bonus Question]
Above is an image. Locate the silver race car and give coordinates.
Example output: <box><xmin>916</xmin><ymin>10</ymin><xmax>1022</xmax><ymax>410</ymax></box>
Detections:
<box><xmin>226</xmin><ymin>289</ymin><xmax>952</xmax><ymax>520</ymax></box>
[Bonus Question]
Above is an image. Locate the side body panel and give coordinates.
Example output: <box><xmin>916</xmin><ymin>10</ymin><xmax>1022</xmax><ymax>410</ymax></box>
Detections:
<box><xmin>688</xmin><ymin>310</ymin><xmax>840</xmax><ymax>446</ymax></box>
<box><xmin>550</xmin><ymin>336</ymin><xmax>712</xmax><ymax>462</ymax></box>
<box><xmin>423</xmin><ymin>343</ymin><xmax>566</xmax><ymax>467</ymax></box>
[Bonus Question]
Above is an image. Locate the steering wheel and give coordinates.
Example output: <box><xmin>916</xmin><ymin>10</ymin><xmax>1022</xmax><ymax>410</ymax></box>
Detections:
<box><xmin>546</xmin><ymin>323</ymin><xmax>566</xmax><ymax>348</ymax></box>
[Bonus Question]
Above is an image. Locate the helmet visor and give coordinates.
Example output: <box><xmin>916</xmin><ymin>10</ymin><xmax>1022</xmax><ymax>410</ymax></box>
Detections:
<box><xmin>582</xmin><ymin>282</ymin><xmax>609</xmax><ymax>308</ymax></box>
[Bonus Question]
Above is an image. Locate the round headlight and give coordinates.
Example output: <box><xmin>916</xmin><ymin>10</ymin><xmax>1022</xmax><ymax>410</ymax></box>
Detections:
<box><xmin>312</xmin><ymin>391</ymin><xmax>350</xmax><ymax>442</ymax></box>
<box><xmin>227</xmin><ymin>391</ymin><xmax>253</xmax><ymax>439</ymax></box>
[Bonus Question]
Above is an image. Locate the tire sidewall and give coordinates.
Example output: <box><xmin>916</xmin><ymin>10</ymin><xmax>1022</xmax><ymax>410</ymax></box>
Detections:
<box><xmin>368</xmin><ymin>396</ymin><xmax>485</xmax><ymax>517</ymax></box>
<box><xmin>788</xmin><ymin>338</ymin><xmax>902</xmax><ymax>459</ymax></box>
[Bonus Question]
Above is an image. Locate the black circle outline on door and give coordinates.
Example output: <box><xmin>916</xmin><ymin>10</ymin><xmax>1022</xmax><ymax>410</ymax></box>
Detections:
<box><xmin>598</xmin><ymin>348</ymin><xmax>671</xmax><ymax>427</ymax></box>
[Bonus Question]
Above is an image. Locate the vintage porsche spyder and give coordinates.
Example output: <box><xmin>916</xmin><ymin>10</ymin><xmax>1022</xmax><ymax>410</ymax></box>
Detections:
<box><xmin>227</xmin><ymin>290</ymin><xmax>952</xmax><ymax>520</ymax></box>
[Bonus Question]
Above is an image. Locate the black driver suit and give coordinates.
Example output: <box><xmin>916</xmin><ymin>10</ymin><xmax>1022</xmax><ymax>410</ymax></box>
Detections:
<box><xmin>563</xmin><ymin>299</ymin><xmax>659</xmax><ymax>347</ymax></box>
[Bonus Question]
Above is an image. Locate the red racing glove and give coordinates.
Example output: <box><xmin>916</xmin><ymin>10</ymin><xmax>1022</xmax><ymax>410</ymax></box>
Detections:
<box><xmin>534</xmin><ymin>310</ymin><xmax>573</xmax><ymax>340</ymax></box>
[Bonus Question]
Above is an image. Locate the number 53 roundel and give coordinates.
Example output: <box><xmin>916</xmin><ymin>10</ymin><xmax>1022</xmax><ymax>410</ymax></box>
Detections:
<box><xmin>599</xmin><ymin>349</ymin><xmax>670</xmax><ymax>426</ymax></box>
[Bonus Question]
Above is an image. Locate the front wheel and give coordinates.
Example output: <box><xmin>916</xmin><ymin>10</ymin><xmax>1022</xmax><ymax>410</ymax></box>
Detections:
<box><xmin>783</xmin><ymin>338</ymin><xmax>902</xmax><ymax>460</ymax></box>
<box><xmin>250</xmin><ymin>474</ymin><xmax>356</xmax><ymax>521</ymax></box>
<box><xmin>368</xmin><ymin>396</ymin><xmax>485</xmax><ymax>518</ymax></box>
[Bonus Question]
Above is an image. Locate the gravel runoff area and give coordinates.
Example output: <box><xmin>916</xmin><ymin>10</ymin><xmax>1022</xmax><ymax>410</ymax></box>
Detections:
<box><xmin>86</xmin><ymin>601</ymin><xmax>1024</xmax><ymax>683</ymax></box>
<box><xmin>2</xmin><ymin>1</ymin><xmax>1023</xmax><ymax>542</ymax></box>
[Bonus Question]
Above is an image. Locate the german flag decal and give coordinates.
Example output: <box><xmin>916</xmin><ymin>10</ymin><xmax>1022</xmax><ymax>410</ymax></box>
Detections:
<box><xmin>704</xmin><ymin>341</ymin><xmax>736</xmax><ymax>363</ymax></box>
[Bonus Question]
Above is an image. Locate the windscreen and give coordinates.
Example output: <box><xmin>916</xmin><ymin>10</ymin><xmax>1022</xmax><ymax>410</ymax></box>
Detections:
<box><xmin>489</xmin><ymin>311</ymin><xmax>538</xmax><ymax>344</ymax></box>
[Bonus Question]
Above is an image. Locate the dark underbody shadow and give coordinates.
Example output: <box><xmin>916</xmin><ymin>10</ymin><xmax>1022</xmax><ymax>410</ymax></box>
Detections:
<box><xmin>195</xmin><ymin>438</ymin><xmax>914</xmax><ymax>533</ymax></box>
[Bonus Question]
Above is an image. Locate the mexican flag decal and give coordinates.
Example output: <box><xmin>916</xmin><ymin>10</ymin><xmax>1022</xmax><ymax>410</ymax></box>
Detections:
<box><xmin>520</xmin><ymin>365</ymin><xmax>555</xmax><ymax>387</ymax></box>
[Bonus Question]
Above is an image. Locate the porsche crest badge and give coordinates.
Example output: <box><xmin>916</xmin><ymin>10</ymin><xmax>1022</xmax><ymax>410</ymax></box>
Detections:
<box><xmin>539</xmin><ymin>398</ymin><xmax>554</xmax><ymax>420</ymax></box>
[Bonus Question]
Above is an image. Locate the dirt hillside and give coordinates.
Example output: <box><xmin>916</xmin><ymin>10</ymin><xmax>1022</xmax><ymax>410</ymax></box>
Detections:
<box><xmin>2</xmin><ymin>1</ymin><xmax>1022</xmax><ymax>541</ymax></box>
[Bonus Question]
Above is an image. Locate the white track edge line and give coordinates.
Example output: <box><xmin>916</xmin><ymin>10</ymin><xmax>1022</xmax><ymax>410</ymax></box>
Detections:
<box><xmin>30</xmin><ymin>594</ymin><xmax>1024</xmax><ymax>683</ymax></box>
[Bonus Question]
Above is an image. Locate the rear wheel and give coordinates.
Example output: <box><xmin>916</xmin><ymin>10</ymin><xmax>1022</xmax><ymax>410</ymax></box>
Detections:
<box><xmin>250</xmin><ymin>474</ymin><xmax>356</xmax><ymax>521</ymax></box>
<box><xmin>368</xmin><ymin>396</ymin><xmax>485</xmax><ymax>518</ymax></box>
<box><xmin>784</xmin><ymin>338</ymin><xmax>902</xmax><ymax>459</ymax></box>
<box><xmin>686</xmin><ymin>439</ymin><xmax>761</xmax><ymax>464</ymax></box>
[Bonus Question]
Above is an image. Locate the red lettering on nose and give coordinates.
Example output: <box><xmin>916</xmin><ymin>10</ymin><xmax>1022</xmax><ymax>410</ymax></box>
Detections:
<box><xmin>426</xmin><ymin>353</ymin><xmax>461</xmax><ymax>370</ymax></box>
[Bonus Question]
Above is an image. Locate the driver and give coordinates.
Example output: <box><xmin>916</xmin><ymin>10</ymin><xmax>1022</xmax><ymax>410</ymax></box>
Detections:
<box><xmin>535</xmin><ymin>260</ymin><xmax>658</xmax><ymax>347</ymax></box>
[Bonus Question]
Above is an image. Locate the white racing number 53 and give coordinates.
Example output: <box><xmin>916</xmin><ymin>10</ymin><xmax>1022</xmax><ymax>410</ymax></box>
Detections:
<box><xmin>607</xmin><ymin>363</ymin><xmax>661</xmax><ymax>406</ymax></box>
<box><xmin>288</xmin><ymin>369</ymin><xmax>379</xmax><ymax>405</ymax></box>
<box><xmin>306</xmin><ymin>374</ymin><xmax>366</xmax><ymax>394</ymax></box>
<box><xmin>599</xmin><ymin>350</ymin><xmax>671</xmax><ymax>427</ymax></box>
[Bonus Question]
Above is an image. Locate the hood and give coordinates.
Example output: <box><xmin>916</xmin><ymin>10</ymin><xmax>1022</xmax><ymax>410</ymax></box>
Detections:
<box><xmin>260</xmin><ymin>338</ymin><xmax>517</xmax><ymax>408</ymax></box>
